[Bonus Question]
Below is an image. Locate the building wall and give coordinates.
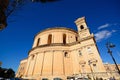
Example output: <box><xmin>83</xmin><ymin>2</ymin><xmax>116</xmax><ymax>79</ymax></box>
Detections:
<box><xmin>104</xmin><ymin>64</ymin><xmax>120</xmax><ymax>72</ymax></box>
<box><xmin>32</xmin><ymin>28</ymin><xmax>77</xmax><ymax>48</ymax></box>
<box><xmin>16</xmin><ymin>59</ymin><xmax>27</xmax><ymax>78</ymax></box>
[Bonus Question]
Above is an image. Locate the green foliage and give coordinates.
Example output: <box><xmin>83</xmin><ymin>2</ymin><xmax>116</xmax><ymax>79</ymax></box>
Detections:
<box><xmin>0</xmin><ymin>0</ymin><xmax>60</xmax><ymax>30</ymax></box>
<box><xmin>0</xmin><ymin>61</ymin><xmax>2</xmax><ymax>66</ymax></box>
<box><xmin>0</xmin><ymin>67</ymin><xmax>15</xmax><ymax>79</ymax></box>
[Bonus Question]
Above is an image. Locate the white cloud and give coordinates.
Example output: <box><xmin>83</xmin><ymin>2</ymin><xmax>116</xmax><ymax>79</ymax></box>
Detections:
<box><xmin>98</xmin><ymin>23</ymin><xmax>110</xmax><ymax>30</ymax></box>
<box><xmin>94</xmin><ymin>30</ymin><xmax>116</xmax><ymax>42</ymax></box>
<box><xmin>112</xmin><ymin>30</ymin><xmax>116</xmax><ymax>32</ymax></box>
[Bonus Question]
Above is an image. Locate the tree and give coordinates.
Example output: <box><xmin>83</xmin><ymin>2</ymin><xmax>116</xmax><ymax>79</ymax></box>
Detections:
<box><xmin>0</xmin><ymin>0</ymin><xmax>9</xmax><ymax>30</ymax></box>
<box><xmin>0</xmin><ymin>67</ymin><xmax>15</xmax><ymax>78</ymax></box>
<box><xmin>0</xmin><ymin>0</ymin><xmax>59</xmax><ymax>31</ymax></box>
<box><xmin>0</xmin><ymin>61</ymin><xmax>2</xmax><ymax>67</ymax></box>
<box><xmin>5</xmin><ymin>68</ymin><xmax>15</xmax><ymax>78</ymax></box>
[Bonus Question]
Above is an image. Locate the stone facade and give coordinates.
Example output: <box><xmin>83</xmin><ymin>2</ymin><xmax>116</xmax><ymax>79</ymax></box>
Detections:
<box><xmin>16</xmin><ymin>17</ymin><xmax>119</xmax><ymax>80</ymax></box>
<box><xmin>104</xmin><ymin>63</ymin><xmax>120</xmax><ymax>79</ymax></box>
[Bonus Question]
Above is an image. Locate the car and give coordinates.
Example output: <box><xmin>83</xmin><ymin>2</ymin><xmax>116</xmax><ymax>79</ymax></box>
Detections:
<box><xmin>10</xmin><ymin>78</ymin><xmax>23</xmax><ymax>80</ymax></box>
<box><xmin>77</xmin><ymin>77</ymin><xmax>89</xmax><ymax>80</ymax></box>
<box><xmin>0</xmin><ymin>77</ymin><xmax>4</xmax><ymax>79</ymax></box>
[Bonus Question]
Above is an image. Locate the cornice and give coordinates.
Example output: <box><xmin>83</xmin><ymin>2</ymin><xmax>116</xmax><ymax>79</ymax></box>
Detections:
<box><xmin>28</xmin><ymin>34</ymin><xmax>94</xmax><ymax>55</ymax></box>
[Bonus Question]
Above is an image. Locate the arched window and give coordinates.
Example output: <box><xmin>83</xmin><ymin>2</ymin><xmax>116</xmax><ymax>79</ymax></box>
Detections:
<box><xmin>93</xmin><ymin>64</ymin><xmax>97</xmax><ymax>72</ymax></box>
<box><xmin>63</xmin><ymin>34</ymin><xmax>66</xmax><ymax>44</ymax></box>
<box><xmin>76</xmin><ymin>36</ymin><xmax>78</xmax><ymax>41</ymax></box>
<box><xmin>64</xmin><ymin>52</ymin><xmax>69</xmax><ymax>57</ymax></box>
<box><xmin>36</xmin><ymin>38</ymin><xmax>40</xmax><ymax>46</ymax></box>
<box><xmin>48</xmin><ymin>34</ymin><xmax>52</xmax><ymax>44</ymax></box>
<box><xmin>79</xmin><ymin>50</ymin><xmax>82</xmax><ymax>56</ymax></box>
<box><xmin>31</xmin><ymin>55</ymin><xmax>35</xmax><ymax>60</ymax></box>
<box><xmin>80</xmin><ymin>25</ymin><xmax>84</xmax><ymax>29</ymax></box>
<box><xmin>87</xmin><ymin>47</ymin><xmax>91</xmax><ymax>53</ymax></box>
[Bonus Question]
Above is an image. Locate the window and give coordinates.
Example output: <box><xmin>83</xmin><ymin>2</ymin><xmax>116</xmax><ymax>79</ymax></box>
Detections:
<box><xmin>80</xmin><ymin>25</ymin><xmax>84</xmax><ymax>29</ymax></box>
<box><xmin>106</xmin><ymin>67</ymin><xmax>110</xmax><ymax>71</ymax></box>
<box><xmin>31</xmin><ymin>55</ymin><xmax>35</xmax><ymax>60</ymax></box>
<box><xmin>64</xmin><ymin>52</ymin><xmax>69</xmax><ymax>57</ymax></box>
<box><xmin>93</xmin><ymin>64</ymin><xmax>96</xmax><ymax>66</ymax></box>
<box><xmin>93</xmin><ymin>64</ymin><xmax>97</xmax><ymax>72</ymax></box>
<box><xmin>63</xmin><ymin>34</ymin><xmax>66</xmax><ymax>44</ymax></box>
<box><xmin>36</xmin><ymin>38</ymin><xmax>40</xmax><ymax>46</ymax></box>
<box><xmin>48</xmin><ymin>34</ymin><xmax>52</xmax><ymax>44</ymax></box>
<box><xmin>87</xmin><ymin>47</ymin><xmax>91</xmax><ymax>52</ymax></box>
<box><xmin>82</xmin><ymin>65</ymin><xmax>85</xmax><ymax>67</ymax></box>
<box><xmin>76</xmin><ymin>36</ymin><xmax>78</xmax><ymax>41</ymax></box>
<box><xmin>79</xmin><ymin>50</ymin><xmax>82</xmax><ymax>56</ymax></box>
<box><xmin>81</xmin><ymin>65</ymin><xmax>85</xmax><ymax>73</ymax></box>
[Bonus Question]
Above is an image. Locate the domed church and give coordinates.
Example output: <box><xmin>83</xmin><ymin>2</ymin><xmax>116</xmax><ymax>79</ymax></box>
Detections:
<box><xmin>16</xmin><ymin>17</ymin><xmax>107</xmax><ymax>80</ymax></box>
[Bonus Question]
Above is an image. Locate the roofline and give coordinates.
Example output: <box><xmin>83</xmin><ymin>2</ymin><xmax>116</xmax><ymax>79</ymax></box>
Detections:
<box><xmin>34</xmin><ymin>27</ymin><xmax>77</xmax><ymax>38</ymax></box>
<box><xmin>20</xmin><ymin>58</ymin><xmax>27</xmax><ymax>63</ymax></box>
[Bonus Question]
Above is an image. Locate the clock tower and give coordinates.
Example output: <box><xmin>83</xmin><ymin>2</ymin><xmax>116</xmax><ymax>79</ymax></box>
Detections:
<box><xmin>75</xmin><ymin>17</ymin><xmax>91</xmax><ymax>40</ymax></box>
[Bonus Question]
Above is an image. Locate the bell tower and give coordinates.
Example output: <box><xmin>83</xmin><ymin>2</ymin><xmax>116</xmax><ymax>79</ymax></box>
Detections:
<box><xmin>75</xmin><ymin>17</ymin><xmax>91</xmax><ymax>40</ymax></box>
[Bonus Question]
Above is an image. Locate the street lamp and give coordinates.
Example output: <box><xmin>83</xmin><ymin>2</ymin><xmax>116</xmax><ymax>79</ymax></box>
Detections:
<box><xmin>106</xmin><ymin>42</ymin><xmax>120</xmax><ymax>75</ymax></box>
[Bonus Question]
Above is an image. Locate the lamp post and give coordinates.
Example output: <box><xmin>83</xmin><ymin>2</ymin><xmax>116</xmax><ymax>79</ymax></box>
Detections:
<box><xmin>106</xmin><ymin>42</ymin><xmax>120</xmax><ymax>75</ymax></box>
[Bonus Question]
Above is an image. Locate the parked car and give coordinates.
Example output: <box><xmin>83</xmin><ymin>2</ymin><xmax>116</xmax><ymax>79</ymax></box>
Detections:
<box><xmin>77</xmin><ymin>77</ymin><xmax>89</xmax><ymax>80</ymax></box>
<box><xmin>10</xmin><ymin>78</ymin><xmax>23</xmax><ymax>80</ymax></box>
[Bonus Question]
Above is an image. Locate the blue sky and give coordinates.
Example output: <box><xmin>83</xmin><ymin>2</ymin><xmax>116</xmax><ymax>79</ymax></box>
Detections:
<box><xmin>0</xmin><ymin>0</ymin><xmax>120</xmax><ymax>72</ymax></box>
